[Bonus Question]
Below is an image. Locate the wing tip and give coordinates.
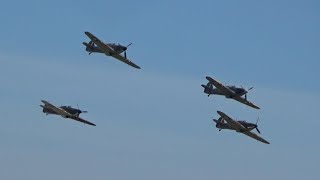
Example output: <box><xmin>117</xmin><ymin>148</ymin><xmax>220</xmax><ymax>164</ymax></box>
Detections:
<box><xmin>216</xmin><ymin>110</ymin><xmax>224</xmax><ymax>116</ymax></box>
<box><xmin>252</xmin><ymin>104</ymin><xmax>261</xmax><ymax>109</ymax></box>
<box><xmin>205</xmin><ymin>76</ymin><xmax>212</xmax><ymax>81</ymax></box>
<box><xmin>263</xmin><ymin>140</ymin><xmax>270</xmax><ymax>144</ymax></box>
<box><xmin>84</xmin><ymin>31</ymin><xmax>94</xmax><ymax>38</ymax></box>
<box><xmin>130</xmin><ymin>63</ymin><xmax>141</xmax><ymax>69</ymax></box>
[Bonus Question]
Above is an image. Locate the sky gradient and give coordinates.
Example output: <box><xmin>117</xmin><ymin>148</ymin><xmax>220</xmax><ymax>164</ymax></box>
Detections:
<box><xmin>0</xmin><ymin>0</ymin><xmax>319</xmax><ymax>180</ymax></box>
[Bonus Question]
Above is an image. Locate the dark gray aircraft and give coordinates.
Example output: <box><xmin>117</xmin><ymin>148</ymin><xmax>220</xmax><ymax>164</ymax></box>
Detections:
<box><xmin>40</xmin><ymin>100</ymin><xmax>96</xmax><ymax>126</ymax></box>
<box><xmin>213</xmin><ymin>111</ymin><xmax>269</xmax><ymax>144</ymax></box>
<box><xmin>202</xmin><ymin>76</ymin><xmax>260</xmax><ymax>109</ymax></box>
<box><xmin>83</xmin><ymin>31</ymin><xmax>141</xmax><ymax>69</ymax></box>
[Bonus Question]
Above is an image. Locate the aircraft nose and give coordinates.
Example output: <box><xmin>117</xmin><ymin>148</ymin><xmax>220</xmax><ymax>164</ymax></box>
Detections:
<box><xmin>123</xmin><ymin>47</ymin><xmax>127</xmax><ymax>51</ymax></box>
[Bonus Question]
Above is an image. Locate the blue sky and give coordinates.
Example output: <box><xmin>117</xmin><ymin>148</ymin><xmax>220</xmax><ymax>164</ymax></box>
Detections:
<box><xmin>0</xmin><ymin>0</ymin><xmax>319</xmax><ymax>179</ymax></box>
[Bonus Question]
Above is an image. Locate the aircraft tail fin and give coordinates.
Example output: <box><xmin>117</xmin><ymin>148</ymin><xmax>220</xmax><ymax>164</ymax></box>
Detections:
<box><xmin>218</xmin><ymin>117</ymin><xmax>225</xmax><ymax>123</ymax></box>
<box><xmin>83</xmin><ymin>42</ymin><xmax>89</xmax><ymax>47</ymax></box>
<box><xmin>83</xmin><ymin>41</ymin><xmax>94</xmax><ymax>53</ymax></box>
<box><xmin>83</xmin><ymin>41</ymin><xmax>94</xmax><ymax>47</ymax></box>
<box><xmin>213</xmin><ymin>117</ymin><xmax>224</xmax><ymax>123</ymax></box>
<box><xmin>212</xmin><ymin>119</ymin><xmax>219</xmax><ymax>124</ymax></box>
<box><xmin>201</xmin><ymin>84</ymin><xmax>207</xmax><ymax>91</ymax></box>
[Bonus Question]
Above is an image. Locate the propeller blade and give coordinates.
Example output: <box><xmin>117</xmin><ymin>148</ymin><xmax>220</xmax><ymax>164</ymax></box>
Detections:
<box><xmin>245</xmin><ymin>93</ymin><xmax>247</xmax><ymax>100</ymax></box>
<box><xmin>124</xmin><ymin>51</ymin><xmax>127</xmax><ymax>59</ymax></box>
<box><xmin>126</xmin><ymin>43</ymin><xmax>132</xmax><ymax>48</ymax></box>
<box><xmin>256</xmin><ymin>127</ymin><xmax>261</xmax><ymax>134</ymax></box>
<box><xmin>248</xmin><ymin>87</ymin><xmax>254</xmax><ymax>91</ymax></box>
<box><xmin>255</xmin><ymin>117</ymin><xmax>260</xmax><ymax>133</ymax></box>
<box><xmin>77</xmin><ymin>104</ymin><xmax>88</xmax><ymax>114</ymax></box>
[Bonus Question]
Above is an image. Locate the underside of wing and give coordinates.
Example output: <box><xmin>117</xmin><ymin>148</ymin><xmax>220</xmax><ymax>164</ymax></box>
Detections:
<box><xmin>85</xmin><ymin>32</ymin><xmax>141</xmax><ymax>69</ymax></box>
<box><xmin>111</xmin><ymin>53</ymin><xmax>141</xmax><ymax>69</ymax></box>
<box><xmin>41</xmin><ymin>100</ymin><xmax>56</xmax><ymax>108</ymax></box>
<box><xmin>85</xmin><ymin>32</ymin><xmax>114</xmax><ymax>54</ymax></box>
<box><xmin>232</xmin><ymin>96</ymin><xmax>260</xmax><ymax>109</ymax></box>
<box><xmin>217</xmin><ymin>111</ymin><xmax>246</xmax><ymax>131</ymax></box>
<box><xmin>41</xmin><ymin>100</ymin><xmax>70</xmax><ymax>117</ymax></box>
<box><xmin>206</xmin><ymin>76</ymin><xmax>234</xmax><ymax>96</ymax></box>
<box><xmin>242</xmin><ymin>131</ymin><xmax>270</xmax><ymax>144</ymax></box>
<box><xmin>70</xmin><ymin>116</ymin><xmax>96</xmax><ymax>126</ymax></box>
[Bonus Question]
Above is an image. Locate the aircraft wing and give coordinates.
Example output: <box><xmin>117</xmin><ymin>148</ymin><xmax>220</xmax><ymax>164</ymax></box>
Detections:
<box><xmin>84</xmin><ymin>31</ymin><xmax>141</xmax><ymax>69</ymax></box>
<box><xmin>206</xmin><ymin>76</ymin><xmax>234</xmax><ymax>96</ymax></box>
<box><xmin>111</xmin><ymin>53</ymin><xmax>141</xmax><ymax>69</ymax></box>
<box><xmin>241</xmin><ymin>131</ymin><xmax>270</xmax><ymax>144</ymax></box>
<box><xmin>206</xmin><ymin>76</ymin><xmax>260</xmax><ymax>109</ymax></box>
<box><xmin>217</xmin><ymin>111</ymin><xmax>246</xmax><ymax>132</ymax></box>
<box><xmin>85</xmin><ymin>31</ymin><xmax>114</xmax><ymax>52</ymax></box>
<box><xmin>232</xmin><ymin>96</ymin><xmax>260</xmax><ymax>109</ymax></box>
<box><xmin>41</xmin><ymin>100</ymin><xmax>72</xmax><ymax>117</ymax></box>
<box><xmin>69</xmin><ymin>116</ymin><xmax>96</xmax><ymax>126</ymax></box>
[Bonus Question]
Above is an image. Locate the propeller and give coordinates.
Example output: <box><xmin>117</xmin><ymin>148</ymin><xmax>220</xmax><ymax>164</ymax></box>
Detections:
<box><xmin>255</xmin><ymin>117</ymin><xmax>261</xmax><ymax>134</ymax></box>
<box><xmin>77</xmin><ymin>104</ymin><xmax>88</xmax><ymax>114</ymax></box>
<box><xmin>207</xmin><ymin>82</ymin><xmax>213</xmax><ymax>97</ymax></box>
<box><xmin>124</xmin><ymin>43</ymin><xmax>132</xmax><ymax>59</ymax></box>
<box><xmin>242</xmin><ymin>86</ymin><xmax>253</xmax><ymax>100</ymax></box>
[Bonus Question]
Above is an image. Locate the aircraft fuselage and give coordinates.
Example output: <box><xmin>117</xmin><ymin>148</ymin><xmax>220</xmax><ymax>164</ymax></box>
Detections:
<box><xmin>213</xmin><ymin>119</ymin><xmax>257</xmax><ymax>131</ymax></box>
<box><xmin>83</xmin><ymin>42</ymin><xmax>127</xmax><ymax>55</ymax></box>
<box><xmin>202</xmin><ymin>84</ymin><xmax>247</xmax><ymax>97</ymax></box>
<box><xmin>41</xmin><ymin>106</ymin><xmax>82</xmax><ymax>117</ymax></box>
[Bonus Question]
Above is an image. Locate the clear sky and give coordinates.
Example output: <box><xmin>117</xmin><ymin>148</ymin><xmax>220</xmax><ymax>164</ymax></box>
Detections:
<box><xmin>0</xmin><ymin>0</ymin><xmax>319</xmax><ymax>179</ymax></box>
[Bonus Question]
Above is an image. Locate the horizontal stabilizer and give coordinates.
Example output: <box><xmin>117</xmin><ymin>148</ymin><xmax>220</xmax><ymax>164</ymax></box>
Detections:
<box><xmin>83</xmin><ymin>42</ymin><xmax>89</xmax><ymax>46</ymax></box>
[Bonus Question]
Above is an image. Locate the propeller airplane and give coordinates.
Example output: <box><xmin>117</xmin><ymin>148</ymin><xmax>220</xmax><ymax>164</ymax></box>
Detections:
<box><xmin>40</xmin><ymin>100</ymin><xmax>96</xmax><ymax>126</ymax></box>
<box><xmin>83</xmin><ymin>31</ymin><xmax>141</xmax><ymax>69</ymax></box>
<box><xmin>213</xmin><ymin>111</ymin><xmax>270</xmax><ymax>144</ymax></box>
<box><xmin>202</xmin><ymin>76</ymin><xmax>260</xmax><ymax>109</ymax></box>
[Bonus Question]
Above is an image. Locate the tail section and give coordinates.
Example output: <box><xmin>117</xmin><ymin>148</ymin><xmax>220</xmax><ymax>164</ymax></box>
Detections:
<box><xmin>83</xmin><ymin>41</ymin><xmax>94</xmax><ymax>53</ymax></box>
<box><xmin>202</xmin><ymin>82</ymin><xmax>214</xmax><ymax>96</ymax></box>
<box><xmin>213</xmin><ymin>117</ymin><xmax>224</xmax><ymax>124</ymax></box>
<box><xmin>82</xmin><ymin>42</ymin><xmax>89</xmax><ymax>47</ymax></box>
<box><xmin>212</xmin><ymin>119</ymin><xmax>219</xmax><ymax>124</ymax></box>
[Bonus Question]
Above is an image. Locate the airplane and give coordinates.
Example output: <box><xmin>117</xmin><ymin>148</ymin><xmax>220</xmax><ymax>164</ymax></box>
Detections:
<box><xmin>40</xmin><ymin>100</ymin><xmax>96</xmax><ymax>126</ymax></box>
<box><xmin>83</xmin><ymin>31</ymin><xmax>141</xmax><ymax>69</ymax></box>
<box><xmin>213</xmin><ymin>111</ymin><xmax>270</xmax><ymax>144</ymax></box>
<box><xmin>201</xmin><ymin>76</ymin><xmax>260</xmax><ymax>109</ymax></box>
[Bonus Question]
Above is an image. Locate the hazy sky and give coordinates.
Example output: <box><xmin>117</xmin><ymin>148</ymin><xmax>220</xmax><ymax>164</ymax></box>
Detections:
<box><xmin>0</xmin><ymin>0</ymin><xmax>319</xmax><ymax>180</ymax></box>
